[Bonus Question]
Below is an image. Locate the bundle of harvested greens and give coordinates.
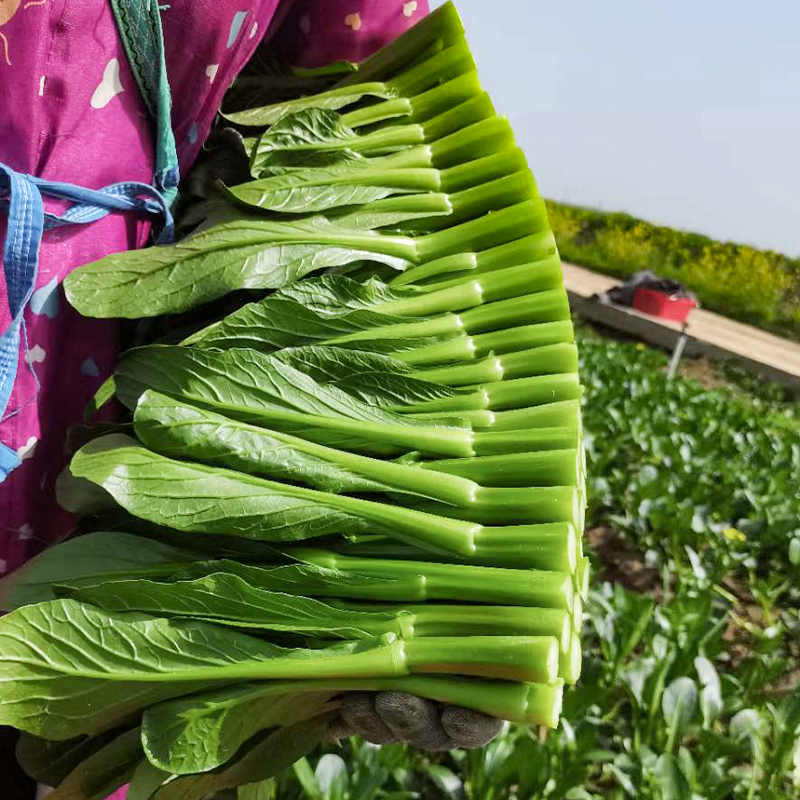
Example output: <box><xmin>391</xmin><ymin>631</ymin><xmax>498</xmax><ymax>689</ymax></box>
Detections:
<box><xmin>0</xmin><ymin>5</ymin><xmax>587</xmax><ymax>796</ymax></box>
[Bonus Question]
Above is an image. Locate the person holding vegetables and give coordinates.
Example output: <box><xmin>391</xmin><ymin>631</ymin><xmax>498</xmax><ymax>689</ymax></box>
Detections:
<box><xmin>0</xmin><ymin>0</ymin><xmax>505</xmax><ymax>796</ymax></box>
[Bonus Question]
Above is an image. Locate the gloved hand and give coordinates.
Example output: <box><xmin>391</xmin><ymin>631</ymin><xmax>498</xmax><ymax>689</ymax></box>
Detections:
<box><xmin>327</xmin><ymin>692</ymin><xmax>504</xmax><ymax>751</ymax></box>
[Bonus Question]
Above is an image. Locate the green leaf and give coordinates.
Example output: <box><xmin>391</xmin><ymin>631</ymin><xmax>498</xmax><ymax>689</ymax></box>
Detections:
<box><xmin>730</xmin><ymin>708</ymin><xmax>766</xmax><ymax>757</ymax></box>
<box><xmin>789</xmin><ymin>537</ymin><xmax>800</xmax><ymax>565</ymax></box>
<box><xmin>620</xmin><ymin>657</ymin><xmax>656</xmax><ymax>708</ymax></box>
<box><xmin>0</xmin><ymin>531</ymin><xmax>194</xmax><ymax>610</ymax></box>
<box><xmin>249</xmin><ymin>109</ymin><xmax>363</xmax><ymax>172</ymax></box>
<box><xmin>0</xmin><ymin>595</ymin><xmax>396</xmax><ymax>740</ymax></box>
<box><xmin>84</xmin><ymin>375</ymin><xmax>117</xmax><ymax>422</ymax></box>
<box><xmin>114</xmin><ymin>346</ymin><xmax>465</xmax><ymax>456</ymax></box>
<box><xmin>133</xmin><ymin>392</ymin><xmax>474</xmax><ymax>507</ymax></box>
<box><xmin>173</xmin><ymin>559</ymin><xmax>425</xmax><ymax>602</ymax></box>
<box><xmin>116</xmin><ymin>345</ymin><xmax>442</xmax><ymax>428</ymax></box>
<box><xmin>653</xmin><ymin>753</ymin><xmax>691</xmax><ymax>800</ymax></box>
<box><xmin>127</xmin><ymin>760</ymin><xmax>174</xmax><ymax>800</ymax></box>
<box><xmin>15</xmin><ymin>732</ymin><xmax>116</xmax><ymax>788</ymax></box>
<box><xmin>661</xmin><ymin>677</ymin><xmax>698</xmax><ymax>743</ymax></box>
<box><xmin>224</xmin><ymin>83</ymin><xmax>393</xmax><ymax>127</ymax></box>
<box><xmin>68</xmin><ymin>434</ymin><xmax>374</xmax><ymax>541</ymax></box>
<box><xmin>64</xmin><ymin>216</ymin><xmax>415</xmax><ymax>318</ymax></box>
<box><xmin>222</xmin><ymin>164</ymin><xmax>432</xmax><ymax>214</ymax></box>
<box><xmin>238</xmin><ymin>779</ymin><xmax>276</xmax><ymax>800</ymax></box>
<box><xmin>44</xmin><ymin>728</ymin><xmax>143</xmax><ymax>800</ymax></box>
<box><xmin>0</xmin><ymin>600</ymin><xmax>254</xmax><ymax>738</ymax></box>
<box><xmin>142</xmin><ymin>683</ymin><xmax>337</xmax><ymax>775</ymax></box>
<box><xmin>55</xmin><ymin>466</ymin><xmax>119</xmax><ymax>516</ymax></box>
<box><xmin>70</xmin><ymin>435</ymin><xmax>478</xmax><ymax>554</ymax></box>
<box><xmin>292</xmin><ymin>757</ymin><xmax>323</xmax><ymax>800</ymax></box>
<box><xmin>150</xmin><ymin>715</ymin><xmax>334</xmax><ymax>800</ymax></box>
<box><xmin>133</xmin><ymin>391</ymin><xmax>392</xmax><ymax>494</ymax></box>
<box><xmin>272</xmin><ymin>346</ymin><xmax>458</xmax><ymax>406</ymax></box>
<box><xmin>254</xmin><ymin>148</ymin><xmax>367</xmax><ymax>176</ymax></box>
<box><xmin>65</xmin><ymin>572</ymin><xmax>400</xmax><ymax>637</ymax></box>
<box><xmin>423</xmin><ymin>764</ymin><xmax>463</xmax><ymax>797</ymax></box>
<box><xmin>183</xmin><ymin>274</ymin><xmax>430</xmax><ymax>352</ymax></box>
<box><xmin>314</xmin><ymin>753</ymin><xmax>349</xmax><ymax>799</ymax></box>
<box><xmin>314</xmin><ymin>191</ymin><xmax>455</xmax><ymax>230</ymax></box>
<box><xmin>694</xmin><ymin>656</ymin><xmax>723</xmax><ymax>729</ymax></box>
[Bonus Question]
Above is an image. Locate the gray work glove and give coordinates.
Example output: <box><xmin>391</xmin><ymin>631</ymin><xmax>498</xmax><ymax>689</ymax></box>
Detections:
<box><xmin>328</xmin><ymin>692</ymin><xmax>503</xmax><ymax>751</ymax></box>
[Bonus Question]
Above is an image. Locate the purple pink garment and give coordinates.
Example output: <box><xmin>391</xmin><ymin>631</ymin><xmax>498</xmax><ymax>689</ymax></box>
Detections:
<box><xmin>0</xmin><ymin>0</ymin><xmax>428</xmax><ymax>582</ymax></box>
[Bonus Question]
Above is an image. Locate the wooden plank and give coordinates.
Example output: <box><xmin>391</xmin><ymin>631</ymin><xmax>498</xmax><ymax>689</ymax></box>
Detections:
<box><xmin>562</xmin><ymin>261</ymin><xmax>800</xmax><ymax>390</ymax></box>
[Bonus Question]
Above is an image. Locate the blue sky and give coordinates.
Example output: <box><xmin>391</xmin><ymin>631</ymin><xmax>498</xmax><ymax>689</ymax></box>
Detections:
<box><xmin>432</xmin><ymin>0</ymin><xmax>800</xmax><ymax>256</ymax></box>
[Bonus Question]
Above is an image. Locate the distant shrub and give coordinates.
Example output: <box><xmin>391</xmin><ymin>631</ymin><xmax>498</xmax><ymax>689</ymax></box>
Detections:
<box><xmin>546</xmin><ymin>200</ymin><xmax>800</xmax><ymax>339</ymax></box>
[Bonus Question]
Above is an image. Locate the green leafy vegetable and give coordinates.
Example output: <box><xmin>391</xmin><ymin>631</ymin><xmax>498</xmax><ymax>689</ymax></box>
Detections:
<box><xmin>42</xmin><ymin>728</ymin><xmax>143</xmax><ymax>800</ymax></box>
<box><xmin>114</xmin><ymin>345</ymin><xmax>473</xmax><ymax>457</ymax></box>
<box><xmin>0</xmin><ymin>530</ymin><xmax>194</xmax><ymax>610</ymax></box>
<box><xmin>64</xmin><ymin>572</ymin><xmax>404</xmax><ymax>638</ymax></box>
<box><xmin>10</xmin><ymin>8</ymin><xmax>590</xmax><ymax>791</ymax></box>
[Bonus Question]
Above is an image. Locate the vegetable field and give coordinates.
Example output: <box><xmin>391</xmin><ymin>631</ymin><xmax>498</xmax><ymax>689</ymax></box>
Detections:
<box><xmin>269</xmin><ymin>328</ymin><xmax>800</xmax><ymax>800</ymax></box>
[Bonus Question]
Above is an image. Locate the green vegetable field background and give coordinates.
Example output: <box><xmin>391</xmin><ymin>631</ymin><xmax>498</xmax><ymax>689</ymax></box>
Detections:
<box><xmin>269</xmin><ymin>327</ymin><xmax>800</xmax><ymax>800</ymax></box>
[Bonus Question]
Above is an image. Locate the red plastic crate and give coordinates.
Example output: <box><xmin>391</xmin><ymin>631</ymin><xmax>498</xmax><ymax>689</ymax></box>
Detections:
<box><xmin>632</xmin><ymin>287</ymin><xmax>696</xmax><ymax>323</ymax></box>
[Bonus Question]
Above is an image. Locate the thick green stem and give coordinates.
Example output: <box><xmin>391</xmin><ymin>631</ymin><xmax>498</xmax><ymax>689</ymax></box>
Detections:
<box><xmin>472</xmin><ymin>521</ymin><xmax>581</xmax><ymax>573</ymax></box>
<box><xmin>389</xmin><ymin>39</ymin><xmax>475</xmax><ymax>96</ymax></box>
<box><xmin>394</xmin><ymin>335</ymin><xmax>477</xmax><ymax>365</ymax></box>
<box><xmin>153</xmin><ymin>674</ymin><xmax>563</xmax><ymax>727</ymax></box>
<box><xmin>481</xmin><ymin>374</ymin><xmax>584</xmax><ymax>410</ymax></box>
<box><xmin>460</xmin><ymin>289</ymin><xmax>571</xmax><ymax>331</ymax></box>
<box><xmin>286</xmin><ymin>550</ymin><xmax>574</xmax><ymax>609</ymax></box>
<box><xmin>397</xmin><ymin>374</ymin><xmax>583</xmax><ymax>414</ymax></box>
<box><xmin>401</xmin><ymin>171</ymin><xmax>538</xmax><ymax>232</ymax></box>
<box><xmin>447</xmin><ymin>400</ymin><xmax>581</xmax><ymax>431</ymax></box>
<box><xmin>576</xmin><ymin>556</ymin><xmax>591</xmax><ymax>600</ymax></box>
<box><xmin>344</xmin><ymin>70</ymin><xmax>481</xmax><ymax>129</ymax></box>
<box><xmin>396</xmin><ymin>236</ymin><xmax>557</xmax><ymax>287</ymax></box>
<box><xmin>428</xmin><ymin>116</ymin><xmax>514</xmax><ymax>167</ymax></box>
<box><xmin>403</xmin><ymin>635</ymin><xmax>558</xmax><ymax>683</ymax></box>
<box><xmin>423</xmin><ymin>449</ymin><xmax>579</xmax><ymax>487</ymax></box>
<box><xmin>376</xmin><ymin>261</ymin><xmax>561</xmax><ymax>317</ymax></box>
<box><xmin>339</xmin><ymin>522</ymin><xmax>578</xmax><ymax>573</ymax></box>
<box><xmin>559</xmin><ymin>632</ymin><xmax>582</xmax><ymax>685</ymax></box>
<box><xmin>571</xmin><ymin>594</ymin><xmax>583</xmax><ymax>632</ymax></box>
<box><xmin>410</xmin><ymin>343</ymin><xmax>577</xmax><ymax>386</ymax></box>
<box><xmin>334</xmin><ymin>602</ymin><xmax>571</xmax><ymax>651</ymax></box>
<box><xmin>335</xmin><ymin>3</ymin><xmax>465</xmax><ymax>86</ymax></box>
<box><xmin>439</xmin><ymin>149</ymin><xmax>528</xmax><ymax>193</ymax></box>
<box><xmin>341</xmin><ymin>97</ymin><xmax>413</xmax><ymax>127</ymax></box>
<box><xmin>61</xmin><ymin>632</ymin><xmax>553</xmax><ymax>684</ymax></box>
<box><xmin>421</xmin><ymin>94</ymin><xmax>496</xmax><ymax>142</ymax></box>
<box><xmin>472</xmin><ymin>427</ymin><xmax>581</xmax><ymax>455</ymax></box>
<box><xmin>370</xmin><ymin>145</ymin><xmax>436</xmax><ymax>170</ymax></box>
<box><xmin>416</xmin><ymin>200</ymin><xmax>549</xmax><ymax>262</ymax></box>
<box><xmin>406</xmin><ymin>70</ymin><xmax>482</xmax><ymax>122</ymax></box>
<box><xmin>469</xmin><ymin>322</ymin><xmax>574</xmax><ymax>356</ymax></box>
<box><xmin>375</xmin><ymin>280</ymin><xmax>484</xmax><ymax>316</ymax></box>
<box><xmin>372</xmin><ymin>288</ymin><xmax>570</xmax><ymax>359</ymax></box>
<box><xmin>405</xmin><ymin>485</ymin><xmax>579</xmax><ymax>527</ymax></box>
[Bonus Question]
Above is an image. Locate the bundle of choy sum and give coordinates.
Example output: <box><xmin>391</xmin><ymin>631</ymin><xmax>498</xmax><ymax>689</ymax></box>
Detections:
<box><xmin>0</xmin><ymin>5</ymin><xmax>587</xmax><ymax>797</ymax></box>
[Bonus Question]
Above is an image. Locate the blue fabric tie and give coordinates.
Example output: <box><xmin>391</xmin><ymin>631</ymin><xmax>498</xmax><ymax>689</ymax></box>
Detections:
<box><xmin>0</xmin><ymin>164</ymin><xmax>174</xmax><ymax>481</ymax></box>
